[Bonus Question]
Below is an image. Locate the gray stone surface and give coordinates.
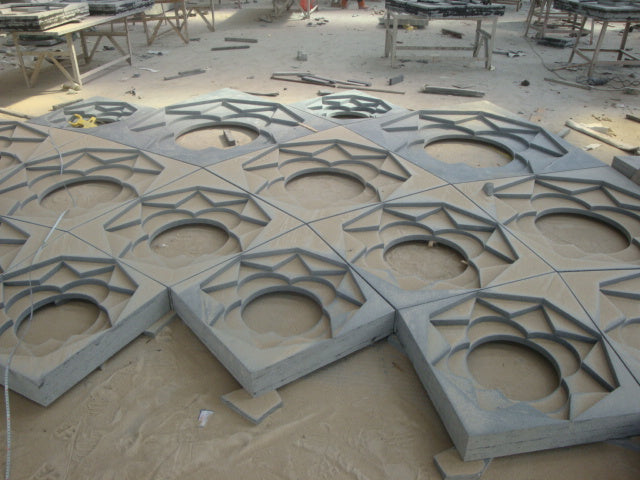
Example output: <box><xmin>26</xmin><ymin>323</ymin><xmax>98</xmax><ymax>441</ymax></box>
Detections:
<box><xmin>68</xmin><ymin>0</ymin><xmax>154</xmax><ymax>14</ymax></box>
<box><xmin>171</xmin><ymin>227</ymin><xmax>395</xmax><ymax>396</ymax></box>
<box><xmin>613</xmin><ymin>155</ymin><xmax>640</xmax><ymax>183</ymax></box>
<box><xmin>290</xmin><ymin>90</ymin><xmax>408</xmax><ymax>126</ymax></box>
<box><xmin>0</xmin><ymin>233</ymin><xmax>169</xmax><ymax>406</ymax></box>
<box><xmin>397</xmin><ymin>274</ymin><xmax>640</xmax><ymax>461</ymax></box>
<box><xmin>0</xmin><ymin>91</ymin><xmax>637</xmax><ymax>464</ymax></box>
<box><xmin>386</xmin><ymin>0</ymin><xmax>505</xmax><ymax>18</ymax></box>
<box><xmin>101</xmin><ymin>88</ymin><xmax>336</xmax><ymax>167</ymax></box>
<box><xmin>347</xmin><ymin>103</ymin><xmax>605</xmax><ymax>183</ymax></box>
<box><xmin>0</xmin><ymin>2</ymin><xmax>89</xmax><ymax>31</ymax></box>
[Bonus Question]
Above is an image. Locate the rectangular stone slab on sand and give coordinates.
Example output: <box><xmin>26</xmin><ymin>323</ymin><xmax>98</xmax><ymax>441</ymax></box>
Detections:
<box><xmin>221</xmin><ymin>388</ymin><xmax>283</xmax><ymax>424</ymax></box>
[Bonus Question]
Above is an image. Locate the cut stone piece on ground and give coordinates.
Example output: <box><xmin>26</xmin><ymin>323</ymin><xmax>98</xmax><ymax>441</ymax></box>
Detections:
<box><xmin>434</xmin><ymin>447</ymin><xmax>491</xmax><ymax>480</ymax></box>
<box><xmin>221</xmin><ymin>388</ymin><xmax>283</xmax><ymax>424</ymax></box>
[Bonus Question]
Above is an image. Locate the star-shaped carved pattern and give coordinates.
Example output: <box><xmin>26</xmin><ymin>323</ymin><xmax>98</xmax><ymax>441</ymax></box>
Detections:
<box><xmin>303</xmin><ymin>93</ymin><xmax>392</xmax><ymax>118</ymax></box>
<box><xmin>429</xmin><ymin>294</ymin><xmax>617</xmax><ymax>420</ymax></box>
<box><xmin>201</xmin><ymin>250</ymin><xmax>365</xmax><ymax>343</ymax></box>
<box><xmin>342</xmin><ymin>201</ymin><xmax>516</xmax><ymax>290</ymax></box>
<box><xmin>243</xmin><ymin>140</ymin><xmax>411</xmax><ymax>206</ymax></box>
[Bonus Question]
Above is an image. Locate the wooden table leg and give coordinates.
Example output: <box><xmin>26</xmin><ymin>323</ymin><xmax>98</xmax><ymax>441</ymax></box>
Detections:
<box><xmin>587</xmin><ymin>20</ymin><xmax>608</xmax><ymax>78</ymax></box>
<box><xmin>384</xmin><ymin>10</ymin><xmax>391</xmax><ymax>57</ymax></box>
<box><xmin>486</xmin><ymin>17</ymin><xmax>497</xmax><ymax>70</ymax></box>
<box><xmin>390</xmin><ymin>16</ymin><xmax>399</xmax><ymax>67</ymax></box>
<box><xmin>473</xmin><ymin>20</ymin><xmax>481</xmax><ymax>58</ymax></box>
<box><xmin>618</xmin><ymin>21</ymin><xmax>630</xmax><ymax>61</ymax></box>
<box><xmin>12</xmin><ymin>32</ymin><xmax>32</xmax><ymax>88</ymax></box>
<box><xmin>568</xmin><ymin>15</ymin><xmax>588</xmax><ymax>64</ymax></box>
<box><xmin>66</xmin><ymin>32</ymin><xmax>82</xmax><ymax>87</ymax></box>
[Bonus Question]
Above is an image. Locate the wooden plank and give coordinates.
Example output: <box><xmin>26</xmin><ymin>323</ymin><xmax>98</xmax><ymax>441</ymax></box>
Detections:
<box><xmin>565</xmin><ymin>119</ymin><xmax>639</xmax><ymax>154</ymax></box>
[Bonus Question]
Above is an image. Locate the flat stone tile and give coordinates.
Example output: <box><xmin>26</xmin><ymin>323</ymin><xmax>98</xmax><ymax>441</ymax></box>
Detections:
<box><xmin>207</xmin><ymin>126</ymin><xmax>447</xmax><ymax>223</ymax></box>
<box><xmin>397</xmin><ymin>273</ymin><xmax>640</xmax><ymax>461</ymax></box>
<box><xmin>456</xmin><ymin>167</ymin><xmax>640</xmax><ymax>272</ymax></box>
<box><xmin>0</xmin><ymin>232</ymin><xmax>169</xmax><ymax>406</ymax></box>
<box><xmin>347</xmin><ymin>101</ymin><xmax>604</xmax><ymax>183</ymax></box>
<box><xmin>110</xmin><ymin>88</ymin><xmax>335</xmax><ymax>167</ymax></box>
<box><xmin>71</xmin><ymin>169</ymin><xmax>303</xmax><ymax>287</ymax></box>
<box><xmin>561</xmin><ymin>269</ymin><xmax>640</xmax><ymax>386</ymax></box>
<box><xmin>171</xmin><ymin>226</ymin><xmax>395</xmax><ymax>396</ymax></box>
<box><xmin>221</xmin><ymin>388</ymin><xmax>283</xmax><ymax>424</ymax></box>
<box><xmin>310</xmin><ymin>185</ymin><xmax>552</xmax><ymax>309</ymax></box>
<box><xmin>289</xmin><ymin>89</ymin><xmax>409</xmax><ymax>127</ymax></box>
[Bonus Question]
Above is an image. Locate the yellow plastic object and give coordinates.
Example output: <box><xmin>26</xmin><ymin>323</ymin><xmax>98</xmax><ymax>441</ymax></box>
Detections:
<box><xmin>68</xmin><ymin>114</ymin><xmax>97</xmax><ymax>128</ymax></box>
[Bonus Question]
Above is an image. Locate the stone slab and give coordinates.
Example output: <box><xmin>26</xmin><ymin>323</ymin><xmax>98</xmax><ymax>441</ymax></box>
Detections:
<box><xmin>171</xmin><ymin>226</ymin><xmax>395</xmax><ymax>396</ymax></box>
<box><xmin>310</xmin><ymin>185</ymin><xmax>553</xmax><ymax>310</ymax></box>
<box><xmin>434</xmin><ymin>447</ymin><xmax>491</xmax><ymax>480</ymax></box>
<box><xmin>221</xmin><ymin>388</ymin><xmax>283</xmax><ymax>424</ymax></box>
<box><xmin>553</xmin><ymin>0</ymin><xmax>640</xmax><ymax>22</ymax></box>
<box><xmin>0</xmin><ymin>232</ymin><xmax>169</xmax><ymax>406</ymax></box>
<box><xmin>347</xmin><ymin>102</ymin><xmax>605</xmax><ymax>184</ymax></box>
<box><xmin>0</xmin><ymin>3</ymin><xmax>89</xmax><ymax>31</ymax></box>
<box><xmin>70</xmin><ymin>169</ymin><xmax>303</xmax><ymax>287</ymax></box>
<box><xmin>386</xmin><ymin>0</ymin><xmax>505</xmax><ymax>18</ymax></box>
<box><xmin>68</xmin><ymin>0</ymin><xmax>154</xmax><ymax>14</ymax></box>
<box><xmin>207</xmin><ymin>126</ymin><xmax>447</xmax><ymax>224</ymax></box>
<box><xmin>0</xmin><ymin>131</ymin><xmax>199</xmax><ymax>231</ymax></box>
<box><xmin>613</xmin><ymin>155</ymin><xmax>640</xmax><ymax>184</ymax></box>
<box><xmin>456</xmin><ymin>167</ymin><xmax>640</xmax><ymax>272</ymax></box>
<box><xmin>289</xmin><ymin>90</ymin><xmax>409</xmax><ymax>126</ymax></box>
<box><xmin>397</xmin><ymin>273</ymin><xmax>640</xmax><ymax>461</ymax></box>
<box><xmin>110</xmin><ymin>88</ymin><xmax>335</xmax><ymax>168</ymax></box>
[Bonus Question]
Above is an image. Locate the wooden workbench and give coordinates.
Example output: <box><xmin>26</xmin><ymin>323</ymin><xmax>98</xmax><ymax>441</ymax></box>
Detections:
<box><xmin>9</xmin><ymin>7</ymin><xmax>146</xmax><ymax>88</ymax></box>
<box><xmin>384</xmin><ymin>0</ymin><xmax>505</xmax><ymax>69</ymax></box>
<box><xmin>554</xmin><ymin>0</ymin><xmax>640</xmax><ymax>78</ymax></box>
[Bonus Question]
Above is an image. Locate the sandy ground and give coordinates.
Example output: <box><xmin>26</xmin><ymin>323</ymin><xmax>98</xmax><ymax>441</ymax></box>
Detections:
<box><xmin>1</xmin><ymin>2</ymin><xmax>640</xmax><ymax>479</ymax></box>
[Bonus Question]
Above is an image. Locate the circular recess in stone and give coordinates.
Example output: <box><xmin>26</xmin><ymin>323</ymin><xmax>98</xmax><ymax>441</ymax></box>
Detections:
<box><xmin>151</xmin><ymin>223</ymin><xmax>232</xmax><ymax>258</ymax></box>
<box><xmin>41</xmin><ymin>180</ymin><xmax>133</xmax><ymax>213</ymax></box>
<box><xmin>242</xmin><ymin>291</ymin><xmax>323</xmax><ymax>337</ymax></box>
<box><xmin>17</xmin><ymin>299</ymin><xmax>106</xmax><ymax>348</ymax></box>
<box><xmin>468</xmin><ymin>340</ymin><xmax>560</xmax><ymax>402</ymax></box>
<box><xmin>330</xmin><ymin>112</ymin><xmax>370</xmax><ymax>120</ymax></box>
<box><xmin>175</xmin><ymin>124</ymin><xmax>259</xmax><ymax>150</ymax></box>
<box><xmin>535</xmin><ymin>212</ymin><xmax>630</xmax><ymax>254</ymax></box>
<box><xmin>384</xmin><ymin>240</ymin><xmax>468</xmax><ymax>284</ymax></box>
<box><xmin>285</xmin><ymin>170</ymin><xmax>373</xmax><ymax>208</ymax></box>
<box><xmin>424</xmin><ymin>139</ymin><xmax>513</xmax><ymax>168</ymax></box>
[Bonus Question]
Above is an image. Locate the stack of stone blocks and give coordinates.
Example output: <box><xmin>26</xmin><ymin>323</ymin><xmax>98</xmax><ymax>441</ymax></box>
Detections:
<box><xmin>0</xmin><ymin>89</ymin><xmax>639</xmax><ymax>467</ymax></box>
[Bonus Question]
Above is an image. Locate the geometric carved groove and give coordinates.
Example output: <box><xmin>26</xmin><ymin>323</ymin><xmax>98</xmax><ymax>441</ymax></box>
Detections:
<box><xmin>104</xmin><ymin>186</ymin><xmax>270</xmax><ymax>266</ymax></box>
<box><xmin>243</xmin><ymin>139</ymin><xmax>411</xmax><ymax>207</ymax></box>
<box><xmin>343</xmin><ymin>201</ymin><xmax>516</xmax><ymax>290</ymax></box>
<box><xmin>431</xmin><ymin>296</ymin><xmax>616</xmax><ymax>420</ymax></box>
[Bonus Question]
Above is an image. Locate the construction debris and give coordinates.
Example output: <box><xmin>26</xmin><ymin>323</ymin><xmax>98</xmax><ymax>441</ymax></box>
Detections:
<box><xmin>626</xmin><ymin>113</ymin><xmax>640</xmax><ymax>124</ymax></box>
<box><xmin>211</xmin><ymin>45</ymin><xmax>250</xmax><ymax>51</ymax></box>
<box><xmin>50</xmin><ymin>98</ymin><xmax>83</xmax><ymax>111</ymax></box>
<box><xmin>224</xmin><ymin>37</ymin><xmax>258</xmax><ymax>43</ymax></box>
<box><xmin>222</xmin><ymin>129</ymin><xmax>237</xmax><ymax>147</ymax></box>
<box><xmin>388</xmin><ymin>74</ymin><xmax>404</xmax><ymax>85</ymax></box>
<box><xmin>422</xmin><ymin>85</ymin><xmax>485</xmax><ymax>97</ymax></box>
<box><xmin>566</xmin><ymin>119</ymin><xmax>639</xmax><ymax>153</ymax></box>
<box><xmin>441</xmin><ymin>28</ymin><xmax>463</xmax><ymax>38</ymax></box>
<box><xmin>545</xmin><ymin>77</ymin><xmax>592</xmax><ymax>90</ymax></box>
<box><xmin>0</xmin><ymin>107</ymin><xmax>31</xmax><ymax>119</ymax></box>
<box><xmin>163</xmin><ymin>68</ymin><xmax>206</xmax><ymax>81</ymax></box>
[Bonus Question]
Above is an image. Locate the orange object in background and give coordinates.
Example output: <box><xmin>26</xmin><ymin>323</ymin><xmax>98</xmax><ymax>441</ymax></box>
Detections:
<box><xmin>299</xmin><ymin>0</ymin><xmax>317</xmax><ymax>11</ymax></box>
